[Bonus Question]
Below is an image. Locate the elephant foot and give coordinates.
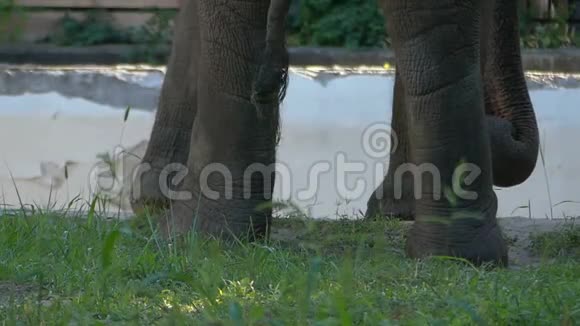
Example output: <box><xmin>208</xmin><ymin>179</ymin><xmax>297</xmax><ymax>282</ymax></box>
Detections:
<box><xmin>160</xmin><ymin>194</ymin><xmax>272</xmax><ymax>242</ymax></box>
<box><xmin>366</xmin><ymin>195</ymin><xmax>415</xmax><ymax>220</ymax></box>
<box><xmin>406</xmin><ymin>201</ymin><xmax>508</xmax><ymax>266</ymax></box>
<box><xmin>365</xmin><ymin>180</ymin><xmax>415</xmax><ymax>220</ymax></box>
<box><xmin>130</xmin><ymin>127</ymin><xmax>191</xmax><ymax>215</ymax></box>
<box><xmin>154</xmin><ymin>100</ymin><xmax>279</xmax><ymax>241</ymax></box>
<box><xmin>130</xmin><ymin>164</ymin><xmax>170</xmax><ymax>215</ymax></box>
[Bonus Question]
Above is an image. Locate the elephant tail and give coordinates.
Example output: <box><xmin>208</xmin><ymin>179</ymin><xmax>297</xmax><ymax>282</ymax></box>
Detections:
<box><xmin>481</xmin><ymin>0</ymin><xmax>540</xmax><ymax>188</ymax></box>
<box><xmin>252</xmin><ymin>0</ymin><xmax>291</xmax><ymax>145</ymax></box>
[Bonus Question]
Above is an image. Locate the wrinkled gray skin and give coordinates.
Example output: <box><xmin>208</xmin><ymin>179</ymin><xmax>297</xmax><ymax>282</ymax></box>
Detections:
<box><xmin>131</xmin><ymin>0</ymin><xmax>199</xmax><ymax>212</ymax></box>
<box><xmin>366</xmin><ymin>0</ymin><xmax>539</xmax><ymax>220</ymax></box>
<box><xmin>132</xmin><ymin>0</ymin><xmax>539</xmax><ymax>266</ymax></box>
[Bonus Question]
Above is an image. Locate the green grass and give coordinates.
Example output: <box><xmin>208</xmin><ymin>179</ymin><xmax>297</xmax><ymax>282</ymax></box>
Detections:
<box><xmin>531</xmin><ymin>225</ymin><xmax>580</xmax><ymax>259</ymax></box>
<box><xmin>0</xmin><ymin>214</ymin><xmax>578</xmax><ymax>325</ymax></box>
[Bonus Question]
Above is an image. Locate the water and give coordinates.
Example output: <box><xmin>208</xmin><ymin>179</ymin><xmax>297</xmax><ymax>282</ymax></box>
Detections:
<box><xmin>0</xmin><ymin>66</ymin><xmax>578</xmax><ymax>219</ymax></box>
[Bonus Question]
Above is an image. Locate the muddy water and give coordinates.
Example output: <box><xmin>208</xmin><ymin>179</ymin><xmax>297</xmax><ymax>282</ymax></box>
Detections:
<box><xmin>0</xmin><ymin>66</ymin><xmax>578</xmax><ymax>219</ymax></box>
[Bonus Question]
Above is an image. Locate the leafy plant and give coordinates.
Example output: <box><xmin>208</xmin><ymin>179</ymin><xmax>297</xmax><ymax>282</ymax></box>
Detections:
<box><xmin>0</xmin><ymin>0</ymin><xmax>26</xmax><ymax>43</ymax></box>
<box><xmin>46</xmin><ymin>10</ymin><xmax>133</xmax><ymax>46</ymax></box>
<box><xmin>128</xmin><ymin>10</ymin><xmax>175</xmax><ymax>45</ymax></box>
<box><xmin>28</xmin><ymin>0</ymin><xmax>580</xmax><ymax>52</ymax></box>
<box><xmin>288</xmin><ymin>0</ymin><xmax>387</xmax><ymax>48</ymax></box>
<box><xmin>44</xmin><ymin>9</ymin><xmax>175</xmax><ymax>63</ymax></box>
<box><xmin>46</xmin><ymin>9</ymin><xmax>175</xmax><ymax>46</ymax></box>
<box><xmin>126</xmin><ymin>10</ymin><xmax>176</xmax><ymax>64</ymax></box>
<box><xmin>519</xmin><ymin>2</ymin><xmax>578</xmax><ymax>48</ymax></box>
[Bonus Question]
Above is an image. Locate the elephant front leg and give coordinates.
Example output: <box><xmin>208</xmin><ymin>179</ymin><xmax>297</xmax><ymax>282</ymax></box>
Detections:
<box><xmin>163</xmin><ymin>0</ymin><xmax>288</xmax><ymax>241</ymax></box>
<box><xmin>130</xmin><ymin>0</ymin><xmax>200</xmax><ymax>214</ymax></box>
<box><xmin>366</xmin><ymin>72</ymin><xmax>415</xmax><ymax>220</ymax></box>
<box><xmin>383</xmin><ymin>0</ymin><xmax>507</xmax><ymax>265</ymax></box>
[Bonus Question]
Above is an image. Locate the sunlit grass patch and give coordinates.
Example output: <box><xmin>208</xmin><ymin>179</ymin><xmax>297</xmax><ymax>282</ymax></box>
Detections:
<box><xmin>0</xmin><ymin>214</ymin><xmax>578</xmax><ymax>324</ymax></box>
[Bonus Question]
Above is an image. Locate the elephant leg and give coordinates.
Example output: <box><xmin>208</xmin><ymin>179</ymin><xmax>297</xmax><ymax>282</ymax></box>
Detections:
<box><xmin>366</xmin><ymin>72</ymin><xmax>415</xmax><ymax>220</ymax></box>
<box><xmin>162</xmin><ymin>0</ymin><xmax>289</xmax><ymax>240</ymax></box>
<box><xmin>481</xmin><ymin>0</ymin><xmax>539</xmax><ymax>187</ymax></box>
<box><xmin>383</xmin><ymin>0</ymin><xmax>507</xmax><ymax>265</ymax></box>
<box><xmin>130</xmin><ymin>0</ymin><xmax>200</xmax><ymax>214</ymax></box>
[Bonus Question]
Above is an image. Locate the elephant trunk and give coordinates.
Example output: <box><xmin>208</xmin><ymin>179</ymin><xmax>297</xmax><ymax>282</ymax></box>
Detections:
<box><xmin>481</xmin><ymin>0</ymin><xmax>540</xmax><ymax>187</ymax></box>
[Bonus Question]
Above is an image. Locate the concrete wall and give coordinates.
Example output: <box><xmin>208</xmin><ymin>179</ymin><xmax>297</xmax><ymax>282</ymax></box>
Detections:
<box><xmin>1</xmin><ymin>45</ymin><xmax>580</xmax><ymax>73</ymax></box>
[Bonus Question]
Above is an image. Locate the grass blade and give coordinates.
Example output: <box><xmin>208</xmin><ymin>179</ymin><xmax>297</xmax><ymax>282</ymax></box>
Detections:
<box><xmin>101</xmin><ymin>230</ymin><xmax>120</xmax><ymax>269</ymax></box>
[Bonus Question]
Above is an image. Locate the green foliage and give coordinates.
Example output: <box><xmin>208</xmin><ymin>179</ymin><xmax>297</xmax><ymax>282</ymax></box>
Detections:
<box><xmin>288</xmin><ymin>0</ymin><xmax>387</xmax><ymax>48</ymax></box>
<box><xmin>127</xmin><ymin>10</ymin><xmax>175</xmax><ymax>45</ymax></box>
<box><xmin>44</xmin><ymin>9</ymin><xmax>175</xmax><ymax>63</ymax></box>
<box><xmin>4</xmin><ymin>0</ymin><xmax>580</xmax><ymax>51</ymax></box>
<box><xmin>531</xmin><ymin>225</ymin><xmax>580</xmax><ymax>258</ymax></box>
<box><xmin>519</xmin><ymin>3</ymin><xmax>578</xmax><ymax>48</ymax></box>
<box><xmin>46</xmin><ymin>10</ymin><xmax>175</xmax><ymax>47</ymax></box>
<box><xmin>125</xmin><ymin>10</ymin><xmax>175</xmax><ymax>64</ymax></box>
<box><xmin>0</xmin><ymin>0</ymin><xmax>26</xmax><ymax>43</ymax></box>
<box><xmin>47</xmin><ymin>11</ymin><xmax>132</xmax><ymax>46</ymax></box>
